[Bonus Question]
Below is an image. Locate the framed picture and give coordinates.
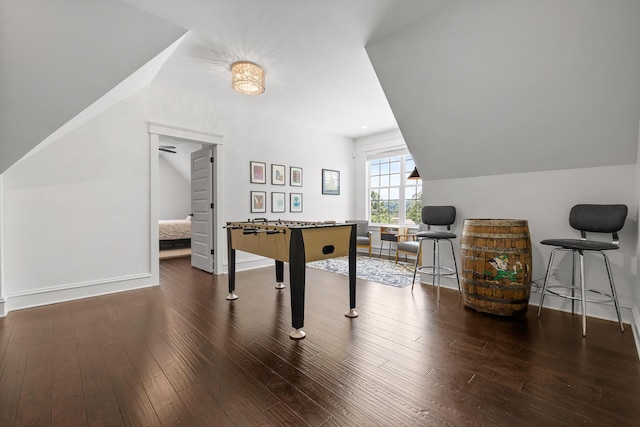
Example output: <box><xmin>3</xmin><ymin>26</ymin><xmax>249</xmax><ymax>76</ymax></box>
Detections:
<box><xmin>250</xmin><ymin>161</ymin><xmax>266</xmax><ymax>184</ymax></box>
<box><xmin>290</xmin><ymin>193</ymin><xmax>303</xmax><ymax>212</ymax></box>
<box><xmin>322</xmin><ymin>169</ymin><xmax>340</xmax><ymax>195</ymax></box>
<box><xmin>290</xmin><ymin>166</ymin><xmax>303</xmax><ymax>187</ymax></box>
<box><xmin>271</xmin><ymin>192</ymin><xmax>286</xmax><ymax>213</ymax></box>
<box><xmin>271</xmin><ymin>164</ymin><xmax>286</xmax><ymax>185</ymax></box>
<box><xmin>250</xmin><ymin>191</ymin><xmax>266</xmax><ymax>213</ymax></box>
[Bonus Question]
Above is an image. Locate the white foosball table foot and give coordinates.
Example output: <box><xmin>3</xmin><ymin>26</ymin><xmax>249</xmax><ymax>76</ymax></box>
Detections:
<box><xmin>275</xmin><ymin>282</ymin><xmax>285</xmax><ymax>289</ymax></box>
<box><xmin>289</xmin><ymin>329</ymin><xmax>306</xmax><ymax>339</ymax></box>
<box><xmin>226</xmin><ymin>293</ymin><xmax>238</xmax><ymax>300</ymax></box>
<box><xmin>344</xmin><ymin>309</ymin><xmax>358</xmax><ymax>318</ymax></box>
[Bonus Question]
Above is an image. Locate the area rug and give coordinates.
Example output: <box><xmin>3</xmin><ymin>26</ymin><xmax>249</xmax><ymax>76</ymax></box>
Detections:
<box><xmin>307</xmin><ymin>256</ymin><xmax>415</xmax><ymax>288</ymax></box>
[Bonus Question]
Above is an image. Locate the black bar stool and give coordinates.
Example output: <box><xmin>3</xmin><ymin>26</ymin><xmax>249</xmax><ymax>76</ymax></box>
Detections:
<box><xmin>413</xmin><ymin>206</ymin><xmax>461</xmax><ymax>300</ymax></box>
<box><xmin>537</xmin><ymin>204</ymin><xmax>627</xmax><ymax>336</ymax></box>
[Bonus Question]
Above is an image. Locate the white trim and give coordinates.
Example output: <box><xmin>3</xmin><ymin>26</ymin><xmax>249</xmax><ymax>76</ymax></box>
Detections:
<box><xmin>149</xmin><ymin>132</ymin><xmax>160</xmax><ymax>283</ymax></box>
<box><xmin>632</xmin><ymin>305</ymin><xmax>640</xmax><ymax>359</ymax></box>
<box><xmin>6</xmin><ymin>273</ymin><xmax>152</xmax><ymax>312</ymax></box>
<box><xmin>148</xmin><ymin>123</ymin><xmax>225</xmax><ymax>282</ymax></box>
<box><xmin>0</xmin><ymin>173</ymin><xmax>4</xmax><ymax>317</ymax></box>
<box><xmin>149</xmin><ymin>122</ymin><xmax>223</xmax><ymax>142</ymax></box>
<box><xmin>365</xmin><ymin>145</ymin><xmax>408</xmax><ymax>161</ymax></box>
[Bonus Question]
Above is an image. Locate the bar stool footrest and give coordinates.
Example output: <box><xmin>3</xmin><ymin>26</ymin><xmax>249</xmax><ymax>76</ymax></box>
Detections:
<box><xmin>417</xmin><ymin>265</ymin><xmax>457</xmax><ymax>277</ymax></box>
<box><xmin>544</xmin><ymin>285</ymin><xmax>616</xmax><ymax>304</ymax></box>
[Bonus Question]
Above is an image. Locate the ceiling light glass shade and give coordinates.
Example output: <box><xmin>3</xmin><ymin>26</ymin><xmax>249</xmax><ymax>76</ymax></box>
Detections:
<box><xmin>231</xmin><ymin>61</ymin><xmax>265</xmax><ymax>95</ymax></box>
<box><xmin>407</xmin><ymin>167</ymin><xmax>421</xmax><ymax>180</ymax></box>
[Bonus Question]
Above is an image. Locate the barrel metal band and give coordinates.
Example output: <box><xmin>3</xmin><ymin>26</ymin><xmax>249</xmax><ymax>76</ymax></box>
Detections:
<box><xmin>461</xmin><ymin>277</ymin><xmax>531</xmax><ymax>288</ymax></box>
<box><xmin>460</xmin><ymin>244</ymin><xmax>529</xmax><ymax>253</ymax></box>
<box><xmin>462</xmin><ymin>232</ymin><xmax>529</xmax><ymax>239</ymax></box>
<box><xmin>463</xmin><ymin>293</ymin><xmax>530</xmax><ymax>304</ymax></box>
<box><xmin>463</xmin><ymin>220</ymin><xmax>528</xmax><ymax>226</ymax></box>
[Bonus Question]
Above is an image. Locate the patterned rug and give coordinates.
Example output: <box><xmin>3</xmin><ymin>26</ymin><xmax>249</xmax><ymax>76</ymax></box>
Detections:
<box><xmin>307</xmin><ymin>256</ymin><xmax>415</xmax><ymax>288</ymax></box>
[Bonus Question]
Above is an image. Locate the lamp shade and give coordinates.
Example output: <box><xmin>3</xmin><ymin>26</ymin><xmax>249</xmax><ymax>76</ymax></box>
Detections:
<box><xmin>407</xmin><ymin>167</ymin><xmax>421</xmax><ymax>180</ymax></box>
<box><xmin>231</xmin><ymin>61</ymin><xmax>265</xmax><ymax>95</ymax></box>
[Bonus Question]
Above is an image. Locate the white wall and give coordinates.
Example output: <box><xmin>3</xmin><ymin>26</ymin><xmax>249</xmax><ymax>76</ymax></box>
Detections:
<box><xmin>0</xmin><ymin>173</ymin><xmax>4</xmax><ymax>315</ymax></box>
<box><xmin>0</xmin><ymin>83</ymin><xmax>354</xmax><ymax>313</ymax></box>
<box><xmin>635</xmin><ymin>121</ymin><xmax>640</xmax><ymax>344</ymax></box>
<box><xmin>424</xmin><ymin>164</ymin><xmax>637</xmax><ymax>325</ymax></box>
<box><xmin>158</xmin><ymin>155</ymin><xmax>190</xmax><ymax>220</ymax></box>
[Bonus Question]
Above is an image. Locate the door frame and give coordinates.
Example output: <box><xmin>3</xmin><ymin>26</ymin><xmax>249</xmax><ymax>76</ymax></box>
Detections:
<box><xmin>148</xmin><ymin>123</ymin><xmax>224</xmax><ymax>284</ymax></box>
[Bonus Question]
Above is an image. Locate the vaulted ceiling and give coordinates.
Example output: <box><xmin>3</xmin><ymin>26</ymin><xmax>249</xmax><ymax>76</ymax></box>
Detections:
<box><xmin>3</xmin><ymin>0</ymin><xmax>639</xmax><ymax>180</ymax></box>
<box><xmin>0</xmin><ymin>0</ymin><xmax>185</xmax><ymax>174</ymax></box>
<box><xmin>1</xmin><ymin>0</ymin><xmax>455</xmax><ymax>174</ymax></box>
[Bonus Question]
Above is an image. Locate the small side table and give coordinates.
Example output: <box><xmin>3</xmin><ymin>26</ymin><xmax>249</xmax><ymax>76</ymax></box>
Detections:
<box><xmin>379</xmin><ymin>226</ymin><xmax>407</xmax><ymax>259</ymax></box>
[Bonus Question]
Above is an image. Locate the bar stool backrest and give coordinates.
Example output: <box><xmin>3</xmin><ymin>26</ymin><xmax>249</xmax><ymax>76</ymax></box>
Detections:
<box><xmin>569</xmin><ymin>204</ymin><xmax>627</xmax><ymax>242</ymax></box>
<box><xmin>422</xmin><ymin>206</ymin><xmax>456</xmax><ymax>231</ymax></box>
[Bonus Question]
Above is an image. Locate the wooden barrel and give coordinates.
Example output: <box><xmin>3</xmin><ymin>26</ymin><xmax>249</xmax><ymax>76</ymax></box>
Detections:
<box><xmin>460</xmin><ymin>219</ymin><xmax>532</xmax><ymax>316</ymax></box>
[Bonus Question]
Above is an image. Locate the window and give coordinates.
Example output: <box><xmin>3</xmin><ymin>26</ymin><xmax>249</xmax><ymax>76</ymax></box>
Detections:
<box><xmin>368</xmin><ymin>154</ymin><xmax>422</xmax><ymax>225</ymax></box>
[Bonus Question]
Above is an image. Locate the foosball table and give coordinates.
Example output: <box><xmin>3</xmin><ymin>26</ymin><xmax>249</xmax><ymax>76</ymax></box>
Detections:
<box><xmin>226</xmin><ymin>219</ymin><xmax>358</xmax><ymax>339</ymax></box>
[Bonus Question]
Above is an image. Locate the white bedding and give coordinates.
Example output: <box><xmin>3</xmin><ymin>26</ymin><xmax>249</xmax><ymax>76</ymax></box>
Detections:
<box><xmin>159</xmin><ymin>219</ymin><xmax>191</xmax><ymax>240</ymax></box>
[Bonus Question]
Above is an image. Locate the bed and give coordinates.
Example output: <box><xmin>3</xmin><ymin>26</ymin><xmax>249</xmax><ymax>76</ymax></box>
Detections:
<box><xmin>159</xmin><ymin>218</ymin><xmax>192</xmax><ymax>250</ymax></box>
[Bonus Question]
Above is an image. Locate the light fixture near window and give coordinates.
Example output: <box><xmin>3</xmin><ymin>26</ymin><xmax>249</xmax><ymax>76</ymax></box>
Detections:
<box><xmin>230</xmin><ymin>61</ymin><xmax>265</xmax><ymax>95</ymax></box>
<box><xmin>408</xmin><ymin>167</ymin><xmax>421</xmax><ymax>180</ymax></box>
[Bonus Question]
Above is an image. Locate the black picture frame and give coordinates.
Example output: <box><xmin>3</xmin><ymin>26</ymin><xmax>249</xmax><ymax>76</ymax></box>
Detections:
<box><xmin>290</xmin><ymin>193</ymin><xmax>303</xmax><ymax>212</ymax></box>
<box><xmin>250</xmin><ymin>161</ymin><xmax>266</xmax><ymax>184</ymax></box>
<box><xmin>271</xmin><ymin>164</ymin><xmax>286</xmax><ymax>185</ymax></box>
<box><xmin>271</xmin><ymin>192</ymin><xmax>286</xmax><ymax>213</ymax></box>
<box><xmin>250</xmin><ymin>191</ymin><xmax>266</xmax><ymax>213</ymax></box>
<box><xmin>290</xmin><ymin>166</ymin><xmax>303</xmax><ymax>187</ymax></box>
<box><xmin>322</xmin><ymin>169</ymin><xmax>340</xmax><ymax>195</ymax></box>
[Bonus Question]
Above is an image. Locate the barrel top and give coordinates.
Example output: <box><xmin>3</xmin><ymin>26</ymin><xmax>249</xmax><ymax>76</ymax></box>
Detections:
<box><xmin>463</xmin><ymin>218</ymin><xmax>529</xmax><ymax>226</ymax></box>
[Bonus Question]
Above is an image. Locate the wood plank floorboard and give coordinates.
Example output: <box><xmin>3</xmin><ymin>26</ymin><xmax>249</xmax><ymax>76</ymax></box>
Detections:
<box><xmin>0</xmin><ymin>256</ymin><xmax>639</xmax><ymax>426</ymax></box>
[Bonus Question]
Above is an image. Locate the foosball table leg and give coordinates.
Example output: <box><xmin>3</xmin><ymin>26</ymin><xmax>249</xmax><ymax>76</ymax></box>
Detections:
<box><xmin>275</xmin><ymin>260</ymin><xmax>285</xmax><ymax>289</ymax></box>
<box><xmin>289</xmin><ymin>329</ymin><xmax>306</xmax><ymax>339</ymax></box>
<box><xmin>226</xmin><ymin>233</ymin><xmax>238</xmax><ymax>301</ymax></box>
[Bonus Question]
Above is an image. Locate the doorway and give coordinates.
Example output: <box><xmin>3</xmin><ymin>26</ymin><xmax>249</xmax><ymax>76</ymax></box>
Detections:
<box><xmin>157</xmin><ymin>138</ymin><xmax>202</xmax><ymax>261</ymax></box>
<box><xmin>148</xmin><ymin>123</ymin><xmax>224</xmax><ymax>284</ymax></box>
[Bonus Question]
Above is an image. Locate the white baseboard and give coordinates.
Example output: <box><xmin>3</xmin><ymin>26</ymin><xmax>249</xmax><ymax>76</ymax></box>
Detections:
<box><xmin>632</xmin><ymin>305</ymin><xmax>640</xmax><ymax>360</ymax></box>
<box><xmin>5</xmin><ymin>273</ymin><xmax>154</xmax><ymax>314</ymax></box>
<box><xmin>0</xmin><ymin>298</ymin><xmax>5</xmax><ymax>317</ymax></box>
<box><xmin>217</xmin><ymin>254</ymin><xmax>278</xmax><ymax>276</ymax></box>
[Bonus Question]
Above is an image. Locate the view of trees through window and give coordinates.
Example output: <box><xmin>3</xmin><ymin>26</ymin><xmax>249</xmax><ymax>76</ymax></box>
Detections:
<box><xmin>369</xmin><ymin>154</ymin><xmax>422</xmax><ymax>225</ymax></box>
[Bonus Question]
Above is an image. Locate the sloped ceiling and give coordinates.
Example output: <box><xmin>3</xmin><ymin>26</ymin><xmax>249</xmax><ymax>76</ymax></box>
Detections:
<box><xmin>118</xmin><ymin>0</ymin><xmax>461</xmax><ymax>139</ymax></box>
<box><xmin>367</xmin><ymin>0</ymin><xmax>640</xmax><ymax>180</ymax></box>
<box><xmin>0</xmin><ymin>0</ymin><xmax>186</xmax><ymax>174</ymax></box>
<box><xmin>5</xmin><ymin>0</ymin><xmax>636</xmax><ymax>182</ymax></box>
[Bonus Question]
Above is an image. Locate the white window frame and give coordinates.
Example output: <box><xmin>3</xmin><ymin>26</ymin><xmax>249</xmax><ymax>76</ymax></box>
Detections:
<box><xmin>366</xmin><ymin>149</ymin><xmax>421</xmax><ymax>226</ymax></box>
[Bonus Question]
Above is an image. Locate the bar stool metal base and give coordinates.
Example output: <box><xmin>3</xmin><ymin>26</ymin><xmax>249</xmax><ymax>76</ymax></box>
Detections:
<box><xmin>537</xmin><ymin>247</ymin><xmax>624</xmax><ymax>337</ymax></box>
<box><xmin>411</xmin><ymin>238</ymin><xmax>460</xmax><ymax>300</ymax></box>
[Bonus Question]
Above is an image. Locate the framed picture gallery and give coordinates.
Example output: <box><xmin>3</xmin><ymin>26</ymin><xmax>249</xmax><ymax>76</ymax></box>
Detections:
<box><xmin>321</xmin><ymin>169</ymin><xmax>340</xmax><ymax>195</ymax></box>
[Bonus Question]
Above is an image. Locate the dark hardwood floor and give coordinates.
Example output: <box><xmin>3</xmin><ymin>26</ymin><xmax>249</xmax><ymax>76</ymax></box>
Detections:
<box><xmin>1</xmin><ymin>256</ymin><xmax>639</xmax><ymax>426</ymax></box>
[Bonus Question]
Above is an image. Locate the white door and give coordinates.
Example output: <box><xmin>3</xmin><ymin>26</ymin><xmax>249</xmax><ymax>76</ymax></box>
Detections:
<box><xmin>191</xmin><ymin>147</ymin><xmax>214</xmax><ymax>272</ymax></box>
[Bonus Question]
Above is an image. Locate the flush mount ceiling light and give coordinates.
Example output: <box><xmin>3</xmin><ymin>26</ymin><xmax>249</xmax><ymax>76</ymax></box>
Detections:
<box><xmin>230</xmin><ymin>61</ymin><xmax>265</xmax><ymax>95</ymax></box>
